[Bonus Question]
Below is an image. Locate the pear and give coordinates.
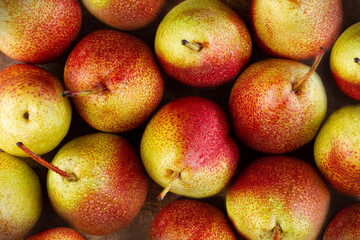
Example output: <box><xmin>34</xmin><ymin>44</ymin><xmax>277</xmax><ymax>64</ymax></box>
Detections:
<box><xmin>149</xmin><ymin>199</ymin><xmax>236</xmax><ymax>240</ymax></box>
<box><xmin>0</xmin><ymin>64</ymin><xmax>72</xmax><ymax>157</ymax></box>
<box><xmin>81</xmin><ymin>0</ymin><xmax>166</xmax><ymax>31</ymax></box>
<box><xmin>154</xmin><ymin>0</ymin><xmax>252</xmax><ymax>87</ymax></box>
<box><xmin>330</xmin><ymin>22</ymin><xmax>360</xmax><ymax>101</ymax></box>
<box><xmin>140</xmin><ymin>96</ymin><xmax>239</xmax><ymax>200</ymax></box>
<box><xmin>323</xmin><ymin>203</ymin><xmax>360</xmax><ymax>240</ymax></box>
<box><xmin>226</xmin><ymin>155</ymin><xmax>330</xmax><ymax>240</ymax></box>
<box><xmin>251</xmin><ymin>0</ymin><xmax>343</xmax><ymax>60</ymax></box>
<box><xmin>62</xmin><ymin>29</ymin><xmax>164</xmax><ymax>133</ymax></box>
<box><xmin>0</xmin><ymin>0</ymin><xmax>82</xmax><ymax>63</ymax></box>
<box><xmin>0</xmin><ymin>152</ymin><xmax>42</xmax><ymax>240</ymax></box>
<box><xmin>25</xmin><ymin>227</ymin><xmax>85</xmax><ymax>240</ymax></box>
<box><xmin>314</xmin><ymin>104</ymin><xmax>360</xmax><ymax>198</ymax></box>
<box><xmin>229</xmin><ymin>47</ymin><xmax>327</xmax><ymax>154</ymax></box>
<box><xmin>17</xmin><ymin>132</ymin><xmax>148</xmax><ymax>236</ymax></box>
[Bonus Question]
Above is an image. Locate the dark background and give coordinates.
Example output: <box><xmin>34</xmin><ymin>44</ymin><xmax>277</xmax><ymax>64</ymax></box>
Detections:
<box><xmin>1</xmin><ymin>0</ymin><xmax>359</xmax><ymax>239</ymax></box>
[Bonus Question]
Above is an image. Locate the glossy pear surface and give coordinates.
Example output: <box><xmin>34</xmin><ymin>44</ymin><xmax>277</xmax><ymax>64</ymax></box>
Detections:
<box><xmin>25</xmin><ymin>227</ymin><xmax>85</xmax><ymax>240</ymax></box>
<box><xmin>0</xmin><ymin>64</ymin><xmax>72</xmax><ymax>157</ymax></box>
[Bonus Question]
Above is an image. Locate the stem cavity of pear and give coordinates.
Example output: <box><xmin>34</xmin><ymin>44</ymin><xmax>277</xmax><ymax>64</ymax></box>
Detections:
<box><xmin>181</xmin><ymin>39</ymin><xmax>204</xmax><ymax>52</ymax></box>
<box><xmin>292</xmin><ymin>47</ymin><xmax>326</xmax><ymax>92</ymax></box>
<box><xmin>16</xmin><ymin>142</ymin><xmax>78</xmax><ymax>182</ymax></box>
<box><xmin>355</xmin><ymin>57</ymin><xmax>360</xmax><ymax>64</ymax></box>
<box><xmin>157</xmin><ymin>171</ymin><xmax>181</xmax><ymax>201</ymax></box>
<box><xmin>61</xmin><ymin>83</ymin><xmax>107</xmax><ymax>97</ymax></box>
<box><xmin>272</xmin><ymin>224</ymin><xmax>282</xmax><ymax>240</ymax></box>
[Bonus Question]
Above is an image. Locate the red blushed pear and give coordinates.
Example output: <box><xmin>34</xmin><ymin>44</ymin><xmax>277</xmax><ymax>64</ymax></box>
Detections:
<box><xmin>140</xmin><ymin>96</ymin><xmax>239</xmax><ymax>200</ymax></box>
<box><xmin>226</xmin><ymin>155</ymin><xmax>330</xmax><ymax>240</ymax></box>
<box><xmin>323</xmin><ymin>203</ymin><xmax>360</xmax><ymax>240</ymax></box>
<box><xmin>0</xmin><ymin>0</ymin><xmax>81</xmax><ymax>64</ymax></box>
<box><xmin>62</xmin><ymin>29</ymin><xmax>164</xmax><ymax>133</ymax></box>
<box><xmin>17</xmin><ymin>132</ymin><xmax>148</xmax><ymax>236</ymax></box>
<box><xmin>330</xmin><ymin>22</ymin><xmax>360</xmax><ymax>101</ymax></box>
<box><xmin>148</xmin><ymin>199</ymin><xmax>236</xmax><ymax>240</ymax></box>
<box><xmin>229</xmin><ymin>47</ymin><xmax>327</xmax><ymax>154</ymax></box>
<box><xmin>154</xmin><ymin>0</ymin><xmax>252</xmax><ymax>88</ymax></box>
<box><xmin>251</xmin><ymin>0</ymin><xmax>342</xmax><ymax>60</ymax></box>
<box><xmin>25</xmin><ymin>227</ymin><xmax>86</xmax><ymax>240</ymax></box>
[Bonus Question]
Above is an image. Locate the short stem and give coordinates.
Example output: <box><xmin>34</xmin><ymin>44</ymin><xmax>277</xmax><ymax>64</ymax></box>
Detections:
<box><xmin>61</xmin><ymin>83</ymin><xmax>106</xmax><ymax>97</ymax></box>
<box><xmin>16</xmin><ymin>142</ymin><xmax>77</xmax><ymax>182</ymax></box>
<box><xmin>181</xmin><ymin>39</ymin><xmax>203</xmax><ymax>52</ymax></box>
<box><xmin>157</xmin><ymin>172</ymin><xmax>180</xmax><ymax>201</ymax></box>
<box><xmin>272</xmin><ymin>224</ymin><xmax>282</xmax><ymax>240</ymax></box>
<box><xmin>292</xmin><ymin>47</ymin><xmax>326</xmax><ymax>91</ymax></box>
<box><xmin>355</xmin><ymin>57</ymin><xmax>360</xmax><ymax>64</ymax></box>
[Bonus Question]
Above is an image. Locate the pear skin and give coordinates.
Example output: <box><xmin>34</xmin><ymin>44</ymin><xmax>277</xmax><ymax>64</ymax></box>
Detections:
<box><xmin>25</xmin><ymin>227</ymin><xmax>85</xmax><ymax>240</ymax></box>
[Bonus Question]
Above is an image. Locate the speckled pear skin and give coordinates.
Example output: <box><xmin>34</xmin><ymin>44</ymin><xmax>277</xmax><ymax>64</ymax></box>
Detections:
<box><xmin>154</xmin><ymin>0</ymin><xmax>252</xmax><ymax>88</ymax></box>
<box><xmin>81</xmin><ymin>0</ymin><xmax>166</xmax><ymax>30</ymax></box>
<box><xmin>0</xmin><ymin>64</ymin><xmax>72</xmax><ymax>157</ymax></box>
<box><xmin>25</xmin><ymin>227</ymin><xmax>86</xmax><ymax>240</ymax></box>
<box><xmin>330</xmin><ymin>22</ymin><xmax>360</xmax><ymax>101</ymax></box>
<box><xmin>229</xmin><ymin>58</ymin><xmax>327</xmax><ymax>154</ymax></box>
<box><xmin>148</xmin><ymin>199</ymin><xmax>237</xmax><ymax>240</ymax></box>
<box><xmin>0</xmin><ymin>0</ymin><xmax>82</xmax><ymax>64</ymax></box>
<box><xmin>251</xmin><ymin>0</ymin><xmax>343</xmax><ymax>60</ymax></box>
<box><xmin>323</xmin><ymin>203</ymin><xmax>360</xmax><ymax>240</ymax></box>
<box><xmin>47</xmin><ymin>133</ymin><xmax>148</xmax><ymax>236</ymax></box>
<box><xmin>0</xmin><ymin>152</ymin><xmax>42</xmax><ymax>240</ymax></box>
<box><xmin>226</xmin><ymin>156</ymin><xmax>330</xmax><ymax>240</ymax></box>
<box><xmin>314</xmin><ymin>105</ymin><xmax>360</xmax><ymax>198</ymax></box>
<box><xmin>140</xmin><ymin>96</ymin><xmax>239</xmax><ymax>199</ymax></box>
<box><xmin>64</xmin><ymin>29</ymin><xmax>164</xmax><ymax>133</ymax></box>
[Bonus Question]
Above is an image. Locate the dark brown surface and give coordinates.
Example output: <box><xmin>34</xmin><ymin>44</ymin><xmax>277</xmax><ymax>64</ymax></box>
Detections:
<box><xmin>1</xmin><ymin>0</ymin><xmax>359</xmax><ymax>239</ymax></box>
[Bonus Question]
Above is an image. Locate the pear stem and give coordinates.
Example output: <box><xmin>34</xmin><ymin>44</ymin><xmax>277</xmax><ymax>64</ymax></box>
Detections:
<box><xmin>272</xmin><ymin>224</ymin><xmax>282</xmax><ymax>240</ymax></box>
<box><xmin>292</xmin><ymin>47</ymin><xmax>326</xmax><ymax>91</ymax></box>
<box><xmin>181</xmin><ymin>39</ymin><xmax>203</xmax><ymax>52</ymax></box>
<box><xmin>157</xmin><ymin>171</ymin><xmax>180</xmax><ymax>201</ymax></box>
<box><xmin>355</xmin><ymin>57</ymin><xmax>360</xmax><ymax>64</ymax></box>
<box><xmin>16</xmin><ymin>142</ymin><xmax>77</xmax><ymax>181</ymax></box>
<box><xmin>61</xmin><ymin>83</ymin><xmax>106</xmax><ymax>97</ymax></box>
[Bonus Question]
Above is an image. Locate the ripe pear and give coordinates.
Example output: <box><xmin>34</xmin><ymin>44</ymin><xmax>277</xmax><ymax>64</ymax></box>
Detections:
<box><xmin>0</xmin><ymin>152</ymin><xmax>42</xmax><ymax>240</ymax></box>
<box><xmin>330</xmin><ymin>22</ymin><xmax>360</xmax><ymax>101</ymax></box>
<box><xmin>154</xmin><ymin>0</ymin><xmax>252</xmax><ymax>88</ymax></box>
<box><xmin>140</xmin><ymin>96</ymin><xmax>239</xmax><ymax>200</ymax></box>
<box><xmin>323</xmin><ymin>203</ymin><xmax>360</xmax><ymax>240</ymax></box>
<box><xmin>25</xmin><ymin>227</ymin><xmax>86</xmax><ymax>240</ymax></box>
<box><xmin>229</xmin><ymin>48</ymin><xmax>327</xmax><ymax>154</ymax></box>
<box><xmin>149</xmin><ymin>199</ymin><xmax>236</xmax><ymax>240</ymax></box>
<box><xmin>251</xmin><ymin>0</ymin><xmax>343</xmax><ymax>60</ymax></box>
<box><xmin>314</xmin><ymin>104</ymin><xmax>360</xmax><ymax>198</ymax></box>
<box><xmin>81</xmin><ymin>0</ymin><xmax>166</xmax><ymax>31</ymax></box>
<box><xmin>17</xmin><ymin>132</ymin><xmax>148</xmax><ymax>236</ymax></box>
<box><xmin>226</xmin><ymin>155</ymin><xmax>330</xmax><ymax>240</ymax></box>
<box><xmin>63</xmin><ymin>29</ymin><xmax>164</xmax><ymax>133</ymax></box>
<box><xmin>0</xmin><ymin>0</ymin><xmax>82</xmax><ymax>63</ymax></box>
<box><xmin>0</xmin><ymin>64</ymin><xmax>72</xmax><ymax>157</ymax></box>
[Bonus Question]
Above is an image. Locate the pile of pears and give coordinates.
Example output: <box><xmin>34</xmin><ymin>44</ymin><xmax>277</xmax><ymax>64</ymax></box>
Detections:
<box><xmin>0</xmin><ymin>0</ymin><xmax>359</xmax><ymax>239</ymax></box>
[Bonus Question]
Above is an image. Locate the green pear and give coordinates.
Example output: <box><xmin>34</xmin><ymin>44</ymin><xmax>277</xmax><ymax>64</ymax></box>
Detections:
<box><xmin>25</xmin><ymin>227</ymin><xmax>86</xmax><ymax>240</ymax></box>
<box><xmin>226</xmin><ymin>155</ymin><xmax>330</xmax><ymax>240</ymax></box>
<box><xmin>0</xmin><ymin>64</ymin><xmax>72</xmax><ymax>157</ymax></box>
<box><xmin>17</xmin><ymin>132</ymin><xmax>148</xmax><ymax>236</ymax></box>
<box><xmin>0</xmin><ymin>0</ymin><xmax>82</xmax><ymax>63</ymax></box>
<box><xmin>251</xmin><ymin>0</ymin><xmax>343</xmax><ymax>60</ymax></box>
<box><xmin>330</xmin><ymin>22</ymin><xmax>360</xmax><ymax>101</ymax></box>
<box><xmin>140</xmin><ymin>96</ymin><xmax>239</xmax><ymax>200</ymax></box>
<box><xmin>0</xmin><ymin>152</ymin><xmax>42</xmax><ymax>240</ymax></box>
<box><xmin>154</xmin><ymin>0</ymin><xmax>252</xmax><ymax>87</ymax></box>
<box><xmin>149</xmin><ymin>199</ymin><xmax>236</xmax><ymax>240</ymax></box>
<box><xmin>314</xmin><ymin>104</ymin><xmax>360</xmax><ymax>198</ymax></box>
<box><xmin>62</xmin><ymin>29</ymin><xmax>164</xmax><ymax>133</ymax></box>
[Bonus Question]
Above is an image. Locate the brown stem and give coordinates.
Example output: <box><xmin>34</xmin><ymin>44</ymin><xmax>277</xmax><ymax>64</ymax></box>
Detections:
<box><xmin>272</xmin><ymin>224</ymin><xmax>282</xmax><ymax>240</ymax></box>
<box><xmin>181</xmin><ymin>39</ymin><xmax>203</xmax><ymax>52</ymax></box>
<box><xmin>16</xmin><ymin>142</ymin><xmax>77</xmax><ymax>181</ymax></box>
<box><xmin>157</xmin><ymin>171</ymin><xmax>180</xmax><ymax>201</ymax></box>
<box><xmin>292</xmin><ymin>47</ymin><xmax>326</xmax><ymax>91</ymax></box>
<box><xmin>355</xmin><ymin>57</ymin><xmax>360</xmax><ymax>64</ymax></box>
<box><xmin>61</xmin><ymin>83</ymin><xmax>106</xmax><ymax>97</ymax></box>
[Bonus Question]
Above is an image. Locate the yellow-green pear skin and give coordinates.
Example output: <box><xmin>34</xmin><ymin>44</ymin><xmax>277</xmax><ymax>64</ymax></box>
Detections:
<box><xmin>0</xmin><ymin>64</ymin><xmax>72</xmax><ymax>157</ymax></box>
<box><xmin>314</xmin><ymin>105</ymin><xmax>360</xmax><ymax>198</ymax></box>
<box><xmin>330</xmin><ymin>22</ymin><xmax>360</xmax><ymax>101</ymax></box>
<box><xmin>0</xmin><ymin>152</ymin><xmax>42</xmax><ymax>240</ymax></box>
<box><xmin>140</xmin><ymin>96</ymin><xmax>239</xmax><ymax>199</ymax></box>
